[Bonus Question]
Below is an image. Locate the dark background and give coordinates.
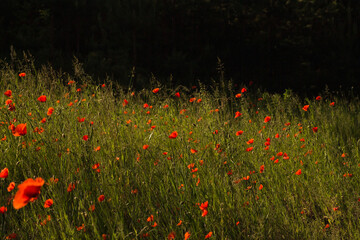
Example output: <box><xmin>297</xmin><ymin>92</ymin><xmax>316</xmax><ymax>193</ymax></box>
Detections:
<box><xmin>0</xmin><ymin>0</ymin><xmax>359</xmax><ymax>93</ymax></box>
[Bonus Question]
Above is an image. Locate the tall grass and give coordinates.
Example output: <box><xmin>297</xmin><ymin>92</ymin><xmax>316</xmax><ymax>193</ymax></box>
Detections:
<box><xmin>0</xmin><ymin>58</ymin><xmax>359</xmax><ymax>239</ymax></box>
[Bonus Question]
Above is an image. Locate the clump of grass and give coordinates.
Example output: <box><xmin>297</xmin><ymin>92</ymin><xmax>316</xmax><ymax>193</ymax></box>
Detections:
<box><xmin>0</xmin><ymin>58</ymin><xmax>359</xmax><ymax>239</ymax></box>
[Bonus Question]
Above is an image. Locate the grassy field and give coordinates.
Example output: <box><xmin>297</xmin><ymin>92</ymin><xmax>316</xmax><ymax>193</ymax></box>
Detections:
<box><xmin>1</xmin><ymin>59</ymin><xmax>360</xmax><ymax>240</ymax></box>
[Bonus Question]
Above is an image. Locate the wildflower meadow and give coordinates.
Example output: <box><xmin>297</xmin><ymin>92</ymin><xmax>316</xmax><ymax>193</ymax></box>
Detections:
<box><xmin>1</xmin><ymin>59</ymin><xmax>360</xmax><ymax>240</ymax></box>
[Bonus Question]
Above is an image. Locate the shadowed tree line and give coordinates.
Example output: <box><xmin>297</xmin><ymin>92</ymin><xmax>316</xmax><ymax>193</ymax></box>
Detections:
<box><xmin>0</xmin><ymin>0</ymin><xmax>359</xmax><ymax>93</ymax></box>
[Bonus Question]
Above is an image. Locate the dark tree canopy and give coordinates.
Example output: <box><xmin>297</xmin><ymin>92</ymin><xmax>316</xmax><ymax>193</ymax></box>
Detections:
<box><xmin>0</xmin><ymin>0</ymin><xmax>359</xmax><ymax>93</ymax></box>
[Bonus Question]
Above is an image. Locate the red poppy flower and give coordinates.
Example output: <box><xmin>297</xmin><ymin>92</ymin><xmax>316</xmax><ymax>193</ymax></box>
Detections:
<box><xmin>236</xmin><ymin>130</ymin><xmax>243</xmax><ymax>136</ymax></box>
<box><xmin>9</xmin><ymin>124</ymin><xmax>15</xmax><ymax>132</ymax></box>
<box><xmin>264</xmin><ymin>116</ymin><xmax>271</xmax><ymax>123</ymax></box>
<box><xmin>316</xmin><ymin>96</ymin><xmax>322</xmax><ymax>101</ymax></box>
<box><xmin>78</xmin><ymin>117</ymin><xmax>85</xmax><ymax>122</ymax></box>
<box><xmin>7</xmin><ymin>182</ymin><xmax>15</xmax><ymax>192</ymax></box>
<box><xmin>82</xmin><ymin>135</ymin><xmax>89</xmax><ymax>141</ymax></box>
<box><xmin>13</xmin><ymin>177</ymin><xmax>45</xmax><ymax>209</ymax></box>
<box><xmin>200</xmin><ymin>201</ymin><xmax>208</xmax><ymax>210</ymax></box>
<box><xmin>199</xmin><ymin>201</ymin><xmax>208</xmax><ymax>217</ymax></box>
<box><xmin>12</xmin><ymin>123</ymin><xmax>27</xmax><ymax>136</ymax></box>
<box><xmin>343</xmin><ymin>173</ymin><xmax>353</xmax><ymax>178</ymax></box>
<box><xmin>143</xmin><ymin>103</ymin><xmax>149</xmax><ymax>108</ymax></box>
<box><xmin>235</xmin><ymin>93</ymin><xmax>242</xmax><ymax>98</ymax></box>
<box><xmin>234</xmin><ymin>112</ymin><xmax>242</xmax><ymax>118</ymax></box>
<box><xmin>4</xmin><ymin>90</ymin><xmax>12</xmax><ymax>97</ymax></box>
<box><xmin>259</xmin><ymin>165</ymin><xmax>264</xmax><ymax>173</ymax></box>
<box><xmin>47</xmin><ymin>107</ymin><xmax>54</xmax><ymax>116</ymax></box>
<box><xmin>312</xmin><ymin>127</ymin><xmax>318</xmax><ymax>133</ymax></box>
<box><xmin>0</xmin><ymin>168</ymin><xmax>8</xmax><ymax>178</ymax></box>
<box><xmin>259</xmin><ymin>184</ymin><xmax>263</xmax><ymax>190</ymax></box>
<box><xmin>189</xmin><ymin>97</ymin><xmax>196</xmax><ymax>103</ymax></box>
<box><xmin>147</xmin><ymin>215</ymin><xmax>154</xmax><ymax>222</ymax></box>
<box><xmin>201</xmin><ymin>209</ymin><xmax>208</xmax><ymax>217</ymax></box>
<box><xmin>330</xmin><ymin>102</ymin><xmax>335</xmax><ymax>106</ymax></box>
<box><xmin>38</xmin><ymin>95</ymin><xmax>47</xmax><ymax>102</ymax></box>
<box><xmin>19</xmin><ymin>72</ymin><xmax>26</xmax><ymax>77</ymax></box>
<box><xmin>187</xmin><ymin>163</ymin><xmax>195</xmax><ymax>170</ymax></box>
<box><xmin>152</xmin><ymin>88</ymin><xmax>159</xmax><ymax>93</ymax></box>
<box><xmin>175</xmin><ymin>92</ymin><xmax>180</xmax><ymax>98</ymax></box>
<box><xmin>205</xmin><ymin>232</ymin><xmax>213</xmax><ymax>239</ymax></box>
<box><xmin>98</xmin><ymin>195</ymin><xmax>105</xmax><ymax>202</ymax></box>
<box><xmin>44</xmin><ymin>199</ymin><xmax>53</xmax><ymax>208</ymax></box>
<box><xmin>302</xmin><ymin>105</ymin><xmax>309</xmax><ymax>111</ymax></box>
<box><xmin>123</xmin><ymin>99</ymin><xmax>128</xmax><ymax>107</ymax></box>
<box><xmin>167</xmin><ymin>232</ymin><xmax>175</xmax><ymax>240</ymax></box>
<box><xmin>241</xmin><ymin>88</ymin><xmax>247</xmax><ymax>93</ymax></box>
<box><xmin>5</xmin><ymin>233</ymin><xmax>17</xmax><ymax>239</ymax></box>
<box><xmin>295</xmin><ymin>169</ymin><xmax>302</xmax><ymax>175</ymax></box>
<box><xmin>67</xmin><ymin>183</ymin><xmax>75</xmax><ymax>192</ymax></box>
<box><xmin>0</xmin><ymin>206</ymin><xmax>7</xmax><ymax>214</ymax></box>
<box><xmin>92</xmin><ymin>163</ymin><xmax>100</xmax><ymax>169</ymax></box>
<box><xmin>246</xmin><ymin>147</ymin><xmax>253</xmax><ymax>152</ymax></box>
<box><xmin>169</xmin><ymin>131</ymin><xmax>178</xmax><ymax>139</ymax></box>
<box><xmin>247</xmin><ymin>139</ymin><xmax>254</xmax><ymax>144</ymax></box>
<box><xmin>143</xmin><ymin>145</ymin><xmax>149</xmax><ymax>150</ymax></box>
<box><xmin>5</xmin><ymin>99</ymin><xmax>13</xmax><ymax>105</ymax></box>
<box><xmin>184</xmin><ymin>232</ymin><xmax>191</xmax><ymax>240</ymax></box>
<box><xmin>77</xmin><ymin>224</ymin><xmax>85</xmax><ymax>231</ymax></box>
<box><xmin>190</xmin><ymin>149</ymin><xmax>198</xmax><ymax>154</ymax></box>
